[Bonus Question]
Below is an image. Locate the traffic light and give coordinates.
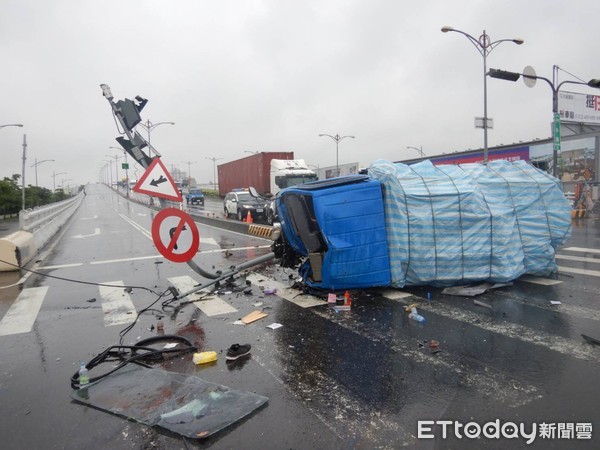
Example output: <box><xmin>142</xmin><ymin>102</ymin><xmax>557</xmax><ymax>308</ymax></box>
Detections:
<box><xmin>115</xmin><ymin>96</ymin><xmax>147</xmax><ymax>131</ymax></box>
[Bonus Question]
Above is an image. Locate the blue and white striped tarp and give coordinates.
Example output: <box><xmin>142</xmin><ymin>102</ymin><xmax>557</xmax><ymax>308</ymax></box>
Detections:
<box><xmin>368</xmin><ymin>159</ymin><xmax>572</xmax><ymax>287</ymax></box>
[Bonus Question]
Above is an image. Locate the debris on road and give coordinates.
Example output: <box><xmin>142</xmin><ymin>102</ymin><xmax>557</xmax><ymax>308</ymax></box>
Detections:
<box><xmin>474</xmin><ymin>300</ymin><xmax>493</xmax><ymax>309</ymax></box>
<box><xmin>582</xmin><ymin>334</ymin><xmax>600</xmax><ymax>345</ymax></box>
<box><xmin>71</xmin><ymin>365</ymin><xmax>268</xmax><ymax>439</ymax></box>
<box><xmin>442</xmin><ymin>282</ymin><xmax>512</xmax><ymax>297</ymax></box>
<box><xmin>193</xmin><ymin>351</ymin><xmax>218</xmax><ymax>365</ymax></box>
<box><xmin>241</xmin><ymin>310</ymin><xmax>268</xmax><ymax>324</ymax></box>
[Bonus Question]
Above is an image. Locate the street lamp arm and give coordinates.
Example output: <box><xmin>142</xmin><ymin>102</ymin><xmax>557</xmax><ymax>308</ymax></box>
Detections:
<box><xmin>489</xmin><ymin>37</ymin><xmax>524</xmax><ymax>50</ymax></box>
<box><xmin>31</xmin><ymin>159</ymin><xmax>55</xmax><ymax>168</ymax></box>
<box><xmin>441</xmin><ymin>27</ymin><xmax>483</xmax><ymax>55</ymax></box>
<box><xmin>407</xmin><ymin>146</ymin><xmax>425</xmax><ymax>157</ymax></box>
<box><xmin>0</xmin><ymin>123</ymin><xmax>24</xmax><ymax>129</ymax></box>
<box><xmin>318</xmin><ymin>133</ymin><xmax>336</xmax><ymax>140</ymax></box>
<box><xmin>138</xmin><ymin>120</ymin><xmax>176</xmax><ymax>132</ymax></box>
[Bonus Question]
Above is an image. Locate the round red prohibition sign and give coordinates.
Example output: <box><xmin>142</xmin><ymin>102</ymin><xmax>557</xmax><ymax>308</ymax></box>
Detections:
<box><xmin>151</xmin><ymin>208</ymin><xmax>200</xmax><ymax>263</ymax></box>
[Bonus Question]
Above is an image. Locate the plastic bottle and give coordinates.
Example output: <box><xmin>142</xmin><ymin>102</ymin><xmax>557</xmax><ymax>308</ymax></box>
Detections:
<box><xmin>193</xmin><ymin>351</ymin><xmax>218</xmax><ymax>365</ymax></box>
<box><xmin>409</xmin><ymin>307</ymin><xmax>426</xmax><ymax>323</ymax></box>
<box><xmin>79</xmin><ymin>362</ymin><xmax>90</xmax><ymax>387</ymax></box>
<box><xmin>344</xmin><ymin>290</ymin><xmax>351</xmax><ymax>306</ymax></box>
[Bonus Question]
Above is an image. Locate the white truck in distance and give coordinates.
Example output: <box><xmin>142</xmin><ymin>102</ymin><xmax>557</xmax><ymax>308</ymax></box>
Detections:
<box><xmin>270</xmin><ymin>159</ymin><xmax>317</xmax><ymax>196</ymax></box>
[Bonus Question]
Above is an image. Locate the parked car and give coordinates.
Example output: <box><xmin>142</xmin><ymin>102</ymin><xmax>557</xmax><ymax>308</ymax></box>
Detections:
<box><xmin>186</xmin><ymin>188</ymin><xmax>205</xmax><ymax>206</ymax></box>
<box><xmin>224</xmin><ymin>190</ymin><xmax>270</xmax><ymax>221</ymax></box>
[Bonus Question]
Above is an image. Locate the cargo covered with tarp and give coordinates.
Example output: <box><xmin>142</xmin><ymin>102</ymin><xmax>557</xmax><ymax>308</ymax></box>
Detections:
<box><xmin>368</xmin><ymin>159</ymin><xmax>572</xmax><ymax>287</ymax></box>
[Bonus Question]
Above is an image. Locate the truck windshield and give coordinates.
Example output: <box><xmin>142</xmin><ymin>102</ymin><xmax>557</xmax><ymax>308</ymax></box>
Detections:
<box><xmin>276</xmin><ymin>175</ymin><xmax>318</xmax><ymax>189</ymax></box>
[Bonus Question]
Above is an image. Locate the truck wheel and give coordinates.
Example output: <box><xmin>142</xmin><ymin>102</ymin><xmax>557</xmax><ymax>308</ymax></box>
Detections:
<box><xmin>224</xmin><ymin>207</ymin><xmax>229</xmax><ymax>218</ymax></box>
<box><xmin>237</xmin><ymin>210</ymin><xmax>243</xmax><ymax>221</ymax></box>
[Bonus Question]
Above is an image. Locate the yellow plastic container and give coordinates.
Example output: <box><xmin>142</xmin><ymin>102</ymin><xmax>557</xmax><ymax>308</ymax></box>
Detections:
<box><xmin>193</xmin><ymin>351</ymin><xmax>218</xmax><ymax>365</ymax></box>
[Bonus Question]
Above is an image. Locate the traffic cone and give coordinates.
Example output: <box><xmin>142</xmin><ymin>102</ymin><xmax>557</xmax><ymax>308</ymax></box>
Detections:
<box><xmin>246</xmin><ymin>211</ymin><xmax>253</xmax><ymax>223</ymax></box>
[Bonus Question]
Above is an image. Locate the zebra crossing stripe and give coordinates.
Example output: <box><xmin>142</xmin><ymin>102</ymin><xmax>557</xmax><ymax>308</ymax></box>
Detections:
<box><xmin>99</xmin><ymin>281</ymin><xmax>137</xmax><ymax>326</ymax></box>
<box><xmin>0</xmin><ymin>286</ymin><xmax>49</xmax><ymax>336</ymax></box>
<box><xmin>558</xmin><ymin>265</ymin><xmax>600</xmax><ymax>278</ymax></box>
<box><xmin>562</xmin><ymin>247</ymin><xmax>600</xmax><ymax>254</ymax></box>
<box><xmin>168</xmin><ymin>276</ymin><xmax>237</xmax><ymax>316</ymax></box>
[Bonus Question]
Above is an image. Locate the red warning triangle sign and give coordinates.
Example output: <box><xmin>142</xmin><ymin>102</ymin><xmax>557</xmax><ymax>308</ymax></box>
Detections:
<box><xmin>133</xmin><ymin>158</ymin><xmax>183</xmax><ymax>202</ymax></box>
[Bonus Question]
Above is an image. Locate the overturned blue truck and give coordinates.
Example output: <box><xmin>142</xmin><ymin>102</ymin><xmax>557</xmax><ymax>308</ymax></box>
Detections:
<box><xmin>273</xmin><ymin>159</ymin><xmax>572</xmax><ymax>290</ymax></box>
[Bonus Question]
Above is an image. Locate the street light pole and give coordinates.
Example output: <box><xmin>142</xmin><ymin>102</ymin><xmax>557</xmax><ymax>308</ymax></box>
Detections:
<box><xmin>182</xmin><ymin>160</ymin><xmax>197</xmax><ymax>187</ymax></box>
<box><xmin>31</xmin><ymin>158</ymin><xmax>55</xmax><ymax>187</ymax></box>
<box><xmin>105</xmin><ymin>153</ymin><xmax>123</xmax><ymax>188</ymax></box>
<box><xmin>407</xmin><ymin>146</ymin><xmax>425</xmax><ymax>158</ymax></box>
<box><xmin>137</xmin><ymin>120</ymin><xmax>175</xmax><ymax>157</ymax></box>
<box><xmin>318</xmin><ymin>133</ymin><xmax>355</xmax><ymax>173</ymax></box>
<box><xmin>489</xmin><ymin>67</ymin><xmax>600</xmax><ymax>177</ymax></box>
<box><xmin>442</xmin><ymin>26</ymin><xmax>523</xmax><ymax>163</ymax></box>
<box><xmin>21</xmin><ymin>134</ymin><xmax>27</xmax><ymax>210</ymax></box>
<box><xmin>110</xmin><ymin>146</ymin><xmax>130</xmax><ymax>195</ymax></box>
<box><xmin>205</xmin><ymin>157</ymin><xmax>223</xmax><ymax>190</ymax></box>
<box><xmin>52</xmin><ymin>171</ymin><xmax>66</xmax><ymax>192</ymax></box>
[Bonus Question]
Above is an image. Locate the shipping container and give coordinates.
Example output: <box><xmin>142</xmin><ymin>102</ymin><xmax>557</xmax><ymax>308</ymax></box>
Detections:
<box><xmin>217</xmin><ymin>152</ymin><xmax>294</xmax><ymax>196</ymax></box>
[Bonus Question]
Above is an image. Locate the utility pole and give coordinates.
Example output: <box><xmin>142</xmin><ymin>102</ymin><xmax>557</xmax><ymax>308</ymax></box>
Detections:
<box><xmin>21</xmin><ymin>134</ymin><xmax>27</xmax><ymax>210</ymax></box>
<box><xmin>205</xmin><ymin>157</ymin><xmax>223</xmax><ymax>190</ymax></box>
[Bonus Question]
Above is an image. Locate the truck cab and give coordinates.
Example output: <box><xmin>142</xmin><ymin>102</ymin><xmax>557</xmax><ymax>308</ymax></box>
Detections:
<box><xmin>270</xmin><ymin>159</ymin><xmax>318</xmax><ymax>196</ymax></box>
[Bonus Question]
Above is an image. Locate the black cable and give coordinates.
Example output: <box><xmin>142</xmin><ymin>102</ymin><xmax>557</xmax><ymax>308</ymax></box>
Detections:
<box><xmin>0</xmin><ymin>258</ymin><xmax>162</xmax><ymax>296</ymax></box>
<box><xmin>70</xmin><ymin>335</ymin><xmax>197</xmax><ymax>389</ymax></box>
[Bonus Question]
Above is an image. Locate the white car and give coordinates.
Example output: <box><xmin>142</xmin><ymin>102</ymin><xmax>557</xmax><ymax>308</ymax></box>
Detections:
<box><xmin>223</xmin><ymin>190</ymin><xmax>269</xmax><ymax>221</ymax></box>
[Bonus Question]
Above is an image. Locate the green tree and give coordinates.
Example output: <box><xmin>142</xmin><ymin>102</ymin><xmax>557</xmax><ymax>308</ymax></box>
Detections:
<box><xmin>0</xmin><ymin>175</ymin><xmax>21</xmax><ymax>215</ymax></box>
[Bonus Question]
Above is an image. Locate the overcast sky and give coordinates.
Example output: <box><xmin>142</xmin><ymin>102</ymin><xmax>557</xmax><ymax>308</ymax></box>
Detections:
<box><xmin>1</xmin><ymin>0</ymin><xmax>599</xmax><ymax>190</ymax></box>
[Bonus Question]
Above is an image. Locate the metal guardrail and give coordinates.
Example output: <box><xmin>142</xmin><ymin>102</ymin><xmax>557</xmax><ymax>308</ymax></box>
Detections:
<box><xmin>19</xmin><ymin>190</ymin><xmax>85</xmax><ymax>250</ymax></box>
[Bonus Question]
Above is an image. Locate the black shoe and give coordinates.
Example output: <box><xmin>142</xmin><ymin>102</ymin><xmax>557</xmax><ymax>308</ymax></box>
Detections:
<box><xmin>226</xmin><ymin>343</ymin><xmax>251</xmax><ymax>360</ymax></box>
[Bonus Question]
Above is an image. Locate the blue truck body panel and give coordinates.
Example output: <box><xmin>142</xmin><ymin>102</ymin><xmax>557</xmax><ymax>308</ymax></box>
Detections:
<box><xmin>277</xmin><ymin>176</ymin><xmax>391</xmax><ymax>289</ymax></box>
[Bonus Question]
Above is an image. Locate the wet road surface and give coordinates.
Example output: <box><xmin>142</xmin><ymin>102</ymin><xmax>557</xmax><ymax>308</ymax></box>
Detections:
<box><xmin>0</xmin><ymin>183</ymin><xmax>598</xmax><ymax>449</ymax></box>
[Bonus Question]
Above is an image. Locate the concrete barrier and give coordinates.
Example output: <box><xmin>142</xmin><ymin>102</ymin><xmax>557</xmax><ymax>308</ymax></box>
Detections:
<box><xmin>0</xmin><ymin>230</ymin><xmax>36</xmax><ymax>271</ymax></box>
<box><xmin>0</xmin><ymin>190</ymin><xmax>85</xmax><ymax>272</ymax></box>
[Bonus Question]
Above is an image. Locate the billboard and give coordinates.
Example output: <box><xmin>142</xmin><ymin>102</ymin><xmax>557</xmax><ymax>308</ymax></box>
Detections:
<box><xmin>558</xmin><ymin>91</ymin><xmax>600</xmax><ymax>124</ymax></box>
<box><xmin>317</xmin><ymin>162</ymin><xmax>359</xmax><ymax>179</ymax></box>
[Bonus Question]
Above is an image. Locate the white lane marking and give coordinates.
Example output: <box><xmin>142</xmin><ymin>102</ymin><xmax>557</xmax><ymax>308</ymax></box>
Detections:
<box><xmin>200</xmin><ymin>245</ymin><xmax>271</xmax><ymax>254</ymax></box>
<box><xmin>0</xmin><ymin>286</ymin><xmax>49</xmax><ymax>336</ymax></box>
<box><xmin>558</xmin><ymin>265</ymin><xmax>600</xmax><ymax>278</ymax></box>
<box><xmin>80</xmin><ymin>215</ymin><xmax>98</xmax><ymax>220</ymax></box>
<box><xmin>201</xmin><ymin>237</ymin><xmax>218</xmax><ymax>247</ymax></box>
<box><xmin>99</xmin><ymin>281</ymin><xmax>137</xmax><ymax>326</ymax></box>
<box><xmin>168</xmin><ymin>276</ymin><xmax>237</xmax><ymax>316</ymax></box>
<box><xmin>518</xmin><ymin>275</ymin><xmax>562</xmax><ymax>286</ymax></box>
<box><xmin>91</xmin><ymin>255</ymin><xmax>163</xmax><ymax>265</ymax></box>
<box><xmin>72</xmin><ymin>228</ymin><xmax>101</xmax><ymax>239</ymax></box>
<box><xmin>36</xmin><ymin>246</ymin><xmax>272</xmax><ymax>269</ymax></box>
<box><xmin>37</xmin><ymin>263</ymin><xmax>84</xmax><ymax>270</ymax></box>
<box><xmin>245</xmin><ymin>273</ymin><xmax>325</xmax><ymax>308</ymax></box>
<box><xmin>381</xmin><ymin>293</ymin><xmax>600</xmax><ymax>364</ymax></box>
<box><xmin>556</xmin><ymin>254</ymin><xmax>600</xmax><ymax>264</ymax></box>
<box><xmin>119</xmin><ymin>213</ymin><xmax>152</xmax><ymax>240</ymax></box>
<box><xmin>562</xmin><ymin>247</ymin><xmax>600</xmax><ymax>254</ymax></box>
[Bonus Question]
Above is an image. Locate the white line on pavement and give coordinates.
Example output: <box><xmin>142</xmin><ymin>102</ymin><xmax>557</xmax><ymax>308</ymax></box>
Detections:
<box><xmin>99</xmin><ymin>281</ymin><xmax>137</xmax><ymax>327</ymax></box>
<box><xmin>0</xmin><ymin>286</ymin><xmax>49</xmax><ymax>336</ymax></box>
